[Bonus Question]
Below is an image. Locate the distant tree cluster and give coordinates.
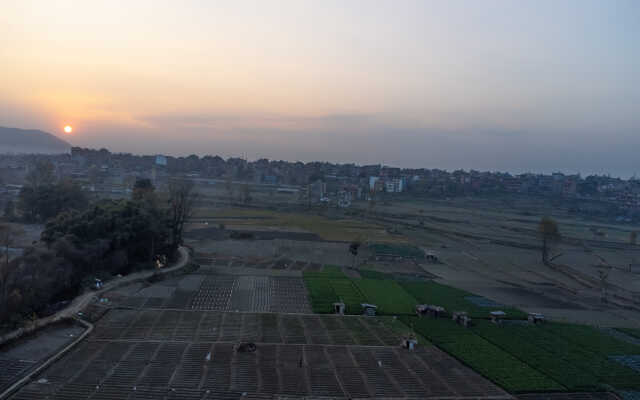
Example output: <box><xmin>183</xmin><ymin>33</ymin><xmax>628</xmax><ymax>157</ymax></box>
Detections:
<box><xmin>17</xmin><ymin>160</ymin><xmax>88</xmax><ymax>223</ymax></box>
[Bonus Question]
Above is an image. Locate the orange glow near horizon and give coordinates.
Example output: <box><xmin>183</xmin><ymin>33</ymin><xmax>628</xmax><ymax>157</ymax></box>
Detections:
<box><xmin>64</xmin><ymin>125</ymin><xmax>73</xmax><ymax>134</ymax></box>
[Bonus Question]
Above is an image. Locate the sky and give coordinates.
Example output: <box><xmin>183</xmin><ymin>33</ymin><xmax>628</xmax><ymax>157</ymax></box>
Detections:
<box><xmin>1</xmin><ymin>1</ymin><xmax>638</xmax><ymax>177</ymax></box>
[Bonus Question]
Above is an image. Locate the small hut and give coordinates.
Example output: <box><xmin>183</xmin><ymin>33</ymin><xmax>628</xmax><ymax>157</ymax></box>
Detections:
<box><xmin>490</xmin><ymin>311</ymin><xmax>507</xmax><ymax>324</ymax></box>
<box><xmin>416</xmin><ymin>304</ymin><xmax>446</xmax><ymax>318</ymax></box>
<box><xmin>452</xmin><ymin>311</ymin><xmax>472</xmax><ymax>327</ymax></box>
<box><xmin>528</xmin><ymin>313</ymin><xmax>545</xmax><ymax>324</ymax></box>
<box><xmin>361</xmin><ymin>303</ymin><xmax>378</xmax><ymax>316</ymax></box>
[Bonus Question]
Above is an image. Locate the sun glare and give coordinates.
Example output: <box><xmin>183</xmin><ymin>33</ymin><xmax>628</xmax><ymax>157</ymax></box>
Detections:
<box><xmin>64</xmin><ymin>125</ymin><xmax>73</xmax><ymax>133</ymax></box>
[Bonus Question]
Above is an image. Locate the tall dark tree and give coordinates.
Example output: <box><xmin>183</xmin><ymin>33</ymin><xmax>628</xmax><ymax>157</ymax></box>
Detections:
<box><xmin>539</xmin><ymin>216</ymin><xmax>561</xmax><ymax>265</ymax></box>
<box><xmin>167</xmin><ymin>179</ymin><xmax>196</xmax><ymax>250</ymax></box>
<box><xmin>0</xmin><ymin>224</ymin><xmax>23</xmax><ymax>312</ymax></box>
<box><xmin>349</xmin><ymin>241</ymin><xmax>361</xmax><ymax>268</ymax></box>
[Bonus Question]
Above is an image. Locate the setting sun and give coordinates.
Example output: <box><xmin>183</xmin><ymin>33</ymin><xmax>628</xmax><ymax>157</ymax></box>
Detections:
<box><xmin>63</xmin><ymin>125</ymin><xmax>73</xmax><ymax>134</ymax></box>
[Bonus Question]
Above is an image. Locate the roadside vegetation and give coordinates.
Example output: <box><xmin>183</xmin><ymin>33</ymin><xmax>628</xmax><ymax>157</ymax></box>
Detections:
<box><xmin>0</xmin><ymin>169</ymin><xmax>196</xmax><ymax>327</ymax></box>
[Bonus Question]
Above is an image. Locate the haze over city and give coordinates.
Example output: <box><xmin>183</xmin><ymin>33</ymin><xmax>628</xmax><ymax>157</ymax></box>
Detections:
<box><xmin>1</xmin><ymin>0</ymin><xmax>639</xmax><ymax>176</ymax></box>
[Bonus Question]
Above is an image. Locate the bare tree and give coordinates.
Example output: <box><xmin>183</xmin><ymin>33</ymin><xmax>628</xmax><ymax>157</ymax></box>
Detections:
<box><xmin>538</xmin><ymin>216</ymin><xmax>561</xmax><ymax>265</ymax></box>
<box><xmin>349</xmin><ymin>241</ymin><xmax>361</xmax><ymax>268</ymax></box>
<box><xmin>0</xmin><ymin>223</ymin><xmax>23</xmax><ymax>308</ymax></box>
<box><xmin>597</xmin><ymin>267</ymin><xmax>611</xmax><ymax>303</ymax></box>
<box><xmin>167</xmin><ymin>179</ymin><xmax>197</xmax><ymax>250</ymax></box>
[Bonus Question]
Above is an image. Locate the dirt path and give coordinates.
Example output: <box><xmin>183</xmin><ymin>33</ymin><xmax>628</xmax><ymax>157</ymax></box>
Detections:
<box><xmin>0</xmin><ymin>246</ymin><xmax>190</xmax><ymax>346</ymax></box>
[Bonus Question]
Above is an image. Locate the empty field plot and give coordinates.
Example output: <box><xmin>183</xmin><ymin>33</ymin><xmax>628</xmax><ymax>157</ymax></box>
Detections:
<box><xmin>190</xmin><ymin>275</ymin><xmax>235</xmax><ymax>310</ymax></box>
<box><xmin>113</xmin><ymin>275</ymin><xmax>311</xmax><ymax>313</ymax></box>
<box><xmin>0</xmin><ymin>322</ymin><xmax>85</xmax><ymax>394</ymax></box>
<box><xmin>268</xmin><ymin>277</ymin><xmax>312</xmax><ymax>313</ymax></box>
<box><xmin>89</xmin><ymin>309</ymin><xmax>402</xmax><ymax>346</ymax></box>
<box><xmin>11</xmin><ymin>342</ymin><xmax>510</xmax><ymax>400</ymax></box>
<box><xmin>400</xmin><ymin>281</ymin><xmax>527</xmax><ymax>318</ymax></box>
<box><xmin>227</xmin><ymin>276</ymin><xmax>270</xmax><ymax>312</ymax></box>
<box><xmin>0</xmin><ymin>359</ymin><xmax>36</xmax><ymax>394</ymax></box>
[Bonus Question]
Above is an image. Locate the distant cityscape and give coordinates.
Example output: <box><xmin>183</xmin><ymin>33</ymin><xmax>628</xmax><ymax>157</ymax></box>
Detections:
<box><xmin>1</xmin><ymin>147</ymin><xmax>640</xmax><ymax>222</ymax></box>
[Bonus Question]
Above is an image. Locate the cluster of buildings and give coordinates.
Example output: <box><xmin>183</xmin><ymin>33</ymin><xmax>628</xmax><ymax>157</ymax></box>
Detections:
<box><xmin>1</xmin><ymin>147</ymin><xmax>640</xmax><ymax>220</ymax></box>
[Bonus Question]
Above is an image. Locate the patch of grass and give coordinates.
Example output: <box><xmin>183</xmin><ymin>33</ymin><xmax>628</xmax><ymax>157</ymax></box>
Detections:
<box><xmin>303</xmin><ymin>277</ymin><xmax>337</xmax><ymax>313</ymax></box>
<box><xmin>400</xmin><ymin>281</ymin><xmax>527</xmax><ymax>319</ymax></box>
<box><xmin>401</xmin><ymin>316</ymin><xmax>561</xmax><ymax>392</ymax></box>
<box><xmin>353</xmin><ymin>279</ymin><xmax>418</xmax><ymax>315</ymax></box>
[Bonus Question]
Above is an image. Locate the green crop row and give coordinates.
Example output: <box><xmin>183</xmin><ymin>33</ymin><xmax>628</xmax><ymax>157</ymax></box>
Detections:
<box><xmin>471</xmin><ymin>320</ymin><xmax>640</xmax><ymax>390</ymax></box>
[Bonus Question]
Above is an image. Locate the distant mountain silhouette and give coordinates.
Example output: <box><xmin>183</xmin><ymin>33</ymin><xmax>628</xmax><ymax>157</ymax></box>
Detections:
<box><xmin>0</xmin><ymin>126</ymin><xmax>71</xmax><ymax>154</ymax></box>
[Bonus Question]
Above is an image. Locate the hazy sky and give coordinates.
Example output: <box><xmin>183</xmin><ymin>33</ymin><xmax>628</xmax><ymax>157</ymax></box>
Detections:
<box><xmin>1</xmin><ymin>1</ymin><xmax>638</xmax><ymax>176</ymax></box>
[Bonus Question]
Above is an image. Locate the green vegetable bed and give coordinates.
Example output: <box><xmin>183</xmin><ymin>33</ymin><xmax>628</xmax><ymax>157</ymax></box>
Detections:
<box><xmin>353</xmin><ymin>279</ymin><xmax>418</xmax><ymax>315</ymax></box>
<box><xmin>401</xmin><ymin>316</ymin><xmax>561</xmax><ymax>392</ymax></box>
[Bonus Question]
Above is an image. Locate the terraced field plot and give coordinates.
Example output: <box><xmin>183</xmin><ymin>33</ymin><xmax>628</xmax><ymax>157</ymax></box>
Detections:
<box><xmin>194</xmin><ymin>254</ymin><xmax>338</xmax><ymax>274</ymax></box>
<box><xmin>10</xmin><ymin>311</ymin><xmax>510</xmax><ymax>400</ymax></box>
<box><xmin>110</xmin><ymin>275</ymin><xmax>311</xmax><ymax>314</ymax></box>
<box><xmin>90</xmin><ymin>309</ymin><xmax>403</xmax><ymax>345</ymax></box>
